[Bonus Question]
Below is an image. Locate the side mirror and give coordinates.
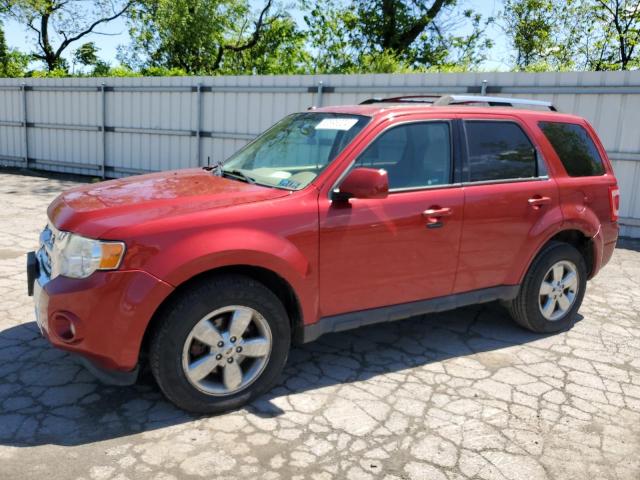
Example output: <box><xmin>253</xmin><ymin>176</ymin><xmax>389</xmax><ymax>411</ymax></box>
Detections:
<box><xmin>333</xmin><ymin>168</ymin><xmax>389</xmax><ymax>201</ymax></box>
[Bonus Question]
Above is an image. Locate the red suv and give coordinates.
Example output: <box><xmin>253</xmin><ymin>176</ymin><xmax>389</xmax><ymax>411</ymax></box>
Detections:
<box><xmin>27</xmin><ymin>95</ymin><xmax>620</xmax><ymax>413</ymax></box>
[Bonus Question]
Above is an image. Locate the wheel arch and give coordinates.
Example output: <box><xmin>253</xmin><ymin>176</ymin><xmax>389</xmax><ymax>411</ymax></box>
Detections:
<box><xmin>140</xmin><ymin>264</ymin><xmax>306</xmax><ymax>364</ymax></box>
<box><xmin>547</xmin><ymin>230</ymin><xmax>595</xmax><ymax>277</ymax></box>
<box><xmin>520</xmin><ymin>228</ymin><xmax>597</xmax><ymax>284</ymax></box>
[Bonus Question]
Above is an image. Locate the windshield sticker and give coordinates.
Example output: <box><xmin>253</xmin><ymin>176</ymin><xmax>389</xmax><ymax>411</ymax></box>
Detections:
<box><xmin>315</xmin><ymin>118</ymin><xmax>359</xmax><ymax>131</ymax></box>
<box><xmin>278</xmin><ymin>178</ymin><xmax>301</xmax><ymax>189</ymax></box>
<box><xmin>270</xmin><ymin>171</ymin><xmax>292</xmax><ymax>179</ymax></box>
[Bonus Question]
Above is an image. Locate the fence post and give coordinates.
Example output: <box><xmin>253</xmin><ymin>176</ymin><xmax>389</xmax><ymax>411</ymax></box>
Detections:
<box><xmin>316</xmin><ymin>81</ymin><xmax>324</xmax><ymax>107</ymax></box>
<box><xmin>21</xmin><ymin>83</ymin><xmax>29</xmax><ymax>168</ymax></box>
<box><xmin>481</xmin><ymin>79</ymin><xmax>488</xmax><ymax>96</ymax></box>
<box><xmin>196</xmin><ymin>83</ymin><xmax>203</xmax><ymax>166</ymax></box>
<box><xmin>100</xmin><ymin>83</ymin><xmax>106</xmax><ymax>179</ymax></box>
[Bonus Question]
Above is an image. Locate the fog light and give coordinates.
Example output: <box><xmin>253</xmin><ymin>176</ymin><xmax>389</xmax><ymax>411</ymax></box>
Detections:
<box><xmin>51</xmin><ymin>311</ymin><xmax>82</xmax><ymax>343</ymax></box>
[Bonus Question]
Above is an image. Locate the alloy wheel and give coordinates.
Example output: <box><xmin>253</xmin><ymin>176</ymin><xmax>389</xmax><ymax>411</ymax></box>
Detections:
<box><xmin>181</xmin><ymin>305</ymin><xmax>272</xmax><ymax>396</ymax></box>
<box><xmin>538</xmin><ymin>260</ymin><xmax>579</xmax><ymax>321</ymax></box>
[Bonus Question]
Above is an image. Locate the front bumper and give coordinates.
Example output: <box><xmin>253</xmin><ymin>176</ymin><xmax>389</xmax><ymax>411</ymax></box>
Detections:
<box><xmin>28</xmin><ymin>251</ymin><xmax>174</xmax><ymax>380</ymax></box>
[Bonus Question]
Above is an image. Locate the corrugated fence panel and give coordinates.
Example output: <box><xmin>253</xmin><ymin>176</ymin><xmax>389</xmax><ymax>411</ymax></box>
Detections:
<box><xmin>1</xmin><ymin>72</ymin><xmax>640</xmax><ymax>236</ymax></box>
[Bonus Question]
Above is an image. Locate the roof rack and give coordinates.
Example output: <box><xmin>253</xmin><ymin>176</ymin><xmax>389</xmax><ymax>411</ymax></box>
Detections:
<box><xmin>359</xmin><ymin>95</ymin><xmax>440</xmax><ymax>104</ymax></box>
<box><xmin>359</xmin><ymin>94</ymin><xmax>557</xmax><ymax>111</ymax></box>
<box><xmin>434</xmin><ymin>95</ymin><xmax>557</xmax><ymax>111</ymax></box>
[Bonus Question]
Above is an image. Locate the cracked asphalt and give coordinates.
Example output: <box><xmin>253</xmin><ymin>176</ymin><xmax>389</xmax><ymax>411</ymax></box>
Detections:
<box><xmin>1</xmin><ymin>170</ymin><xmax>640</xmax><ymax>480</ymax></box>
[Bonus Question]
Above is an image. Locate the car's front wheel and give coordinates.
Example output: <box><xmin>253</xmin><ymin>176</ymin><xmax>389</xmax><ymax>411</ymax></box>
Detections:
<box><xmin>149</xmin><ymin>274</ymin><xmax>291</xmax><ymax>413</ymax></box>
<box><xmin>507</xmin><ymin>241</ymin><xmax>587</xmax><ymax>333</ymax></box>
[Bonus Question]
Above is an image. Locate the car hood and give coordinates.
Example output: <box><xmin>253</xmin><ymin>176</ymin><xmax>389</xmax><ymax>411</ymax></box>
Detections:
<box><xmin>48</xmin><ymin>168</ymin><xmax>290</xmax><ymax>238</ymax></box>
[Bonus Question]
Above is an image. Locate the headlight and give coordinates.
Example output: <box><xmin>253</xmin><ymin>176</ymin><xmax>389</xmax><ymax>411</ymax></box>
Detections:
<box><xmin>52</xmin><ymin>231</ymin><xmax>125</xmax><ymax>279</ymax></box>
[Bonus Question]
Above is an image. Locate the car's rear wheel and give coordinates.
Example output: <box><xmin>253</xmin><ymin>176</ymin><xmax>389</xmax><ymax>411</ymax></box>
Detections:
<box><xmin>507</xmin><ymin>241</ymin><xmax>587</xmax><ymax>333</ymax></box>
<box><xmin>149</xmin><ymin>274</ymin><xmax>290</xmax><ymax>413</ymax></box>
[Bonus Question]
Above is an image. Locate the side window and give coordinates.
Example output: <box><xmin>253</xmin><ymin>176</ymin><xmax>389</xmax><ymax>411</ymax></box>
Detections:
<box><xmin>355</xmin><ymin>122</ymin><xmax>452</xmax><ymax>189</ymax></box>
<box><xmin>464</xmin><ymin>121</ymin><xmax>537</xmax><ymax>182</ymax></box>
<box><xmin>538</xmin><ymin>122</ymin><xmax>605</xmax><ymax>176</ymax></box>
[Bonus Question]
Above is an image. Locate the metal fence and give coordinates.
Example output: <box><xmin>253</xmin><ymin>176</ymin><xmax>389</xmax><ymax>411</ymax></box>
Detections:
<box><xmin>1</xmin><ymin>72</ymin><xmax>640</xmax><ymax>237</ymax></box>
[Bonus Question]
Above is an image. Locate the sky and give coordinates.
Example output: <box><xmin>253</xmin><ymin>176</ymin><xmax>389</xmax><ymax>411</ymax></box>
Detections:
<box><xmin>2</xmin><ymin>0</ymin><xmax>511</xmax><ymax>71</ymax></box>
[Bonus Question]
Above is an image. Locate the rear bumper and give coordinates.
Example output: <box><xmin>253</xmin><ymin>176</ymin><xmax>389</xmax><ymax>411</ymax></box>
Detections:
<box><xmin>29</xmin><ymin>256</ymin><xmax>174</xmax><ymax>375</ymax></box>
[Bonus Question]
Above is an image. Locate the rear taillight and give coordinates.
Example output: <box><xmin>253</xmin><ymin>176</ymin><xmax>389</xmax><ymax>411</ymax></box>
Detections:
<box><xmin>609</xmin><ymin>186</ymin><xmax>620</xmax><ymax>222</ymax></box>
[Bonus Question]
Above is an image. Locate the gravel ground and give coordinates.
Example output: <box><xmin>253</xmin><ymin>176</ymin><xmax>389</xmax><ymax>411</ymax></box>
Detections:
<box><xmin>0</xmin><ymin>169</ymin><xmax>639</xmax><ymax>480</ymax></box>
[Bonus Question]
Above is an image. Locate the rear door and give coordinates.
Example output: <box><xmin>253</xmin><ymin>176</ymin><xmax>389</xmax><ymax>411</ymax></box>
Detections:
<box><xmin>455</xmin><ymin>117</ymin><xmax>561</xmax><ymax>293</ymax></box>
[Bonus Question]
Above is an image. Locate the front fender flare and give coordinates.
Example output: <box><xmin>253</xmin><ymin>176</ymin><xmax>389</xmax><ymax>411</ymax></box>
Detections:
<box><xmin>143</xmin><ymin>228</ymin><xmax>317</xmax><ymax>325</ymax></box>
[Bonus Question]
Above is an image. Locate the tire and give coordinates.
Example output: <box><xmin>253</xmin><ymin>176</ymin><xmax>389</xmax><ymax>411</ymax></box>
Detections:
<box><xmin>507</xmin><ymin>241</ymin><xmax>587</xmax><ymax>333</ymax></box>
<box><xmin>149</xmin><ymin>274</ymin><xmax>291</xmax><ymax>413</ymax></box>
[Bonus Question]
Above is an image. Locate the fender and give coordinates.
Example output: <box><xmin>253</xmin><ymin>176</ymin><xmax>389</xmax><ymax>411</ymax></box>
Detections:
<box><xmin>560</xmin><ymin>217</ymin><xmax>604</xmax><ymax>278</ymax></box>
<box><xmin>504</xmin><ymin>202</ymin><xmax>564</xmax><ymax>285</ymax></box>
<box><xmin>136</xmin><ymin>227</ymin><xmax>318</xmax><ymax>326</ymax></box>
<box><xmin>561</xmin><ymin>195</ymin><xmax>605</xmax><ymax>278</ymax></box>
<box><xmin>511</xmin><ymin>209</ymin><xmax>603</xmax><ymax>285</ymax></box>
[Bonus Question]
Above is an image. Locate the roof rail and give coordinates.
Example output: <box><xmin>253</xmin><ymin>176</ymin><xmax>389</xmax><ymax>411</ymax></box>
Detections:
<box><xmin>359</xmin><ymin>95</ymin><xmax>440</xmax><ymax>105</ymax></box>
<box><xmin>433</xmin><ymin>95</ymin><xmax>557</xmax><ymax>111</ymax></box>
<box><xmin>359</xmin><ymin>94</ymin><xmax>557</xmax><ymax>111</ymax></box>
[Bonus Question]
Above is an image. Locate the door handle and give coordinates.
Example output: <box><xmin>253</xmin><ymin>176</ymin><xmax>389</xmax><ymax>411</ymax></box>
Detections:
<box><xmin>528</xmin><ymin>196</ymin><xmax>551</xmax><ymax>207</ymax></box>
<box><xmin>422</xmin><ymin>206</ymin><xmax>452</xmax><ymax>229</ymax></box>
<box><xmin>422</xmin><ymin>207</ymin><xmax>453</xmax><ymax>218</ymax></box>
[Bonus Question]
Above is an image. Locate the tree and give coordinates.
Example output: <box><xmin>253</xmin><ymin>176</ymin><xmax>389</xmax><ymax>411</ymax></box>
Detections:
<box><xmin>503</xmin><ymin>0</ymin><xmax>555</xmax><ymax>69</ymax></box>
<box><xmin>300</xmin><ymin>0</ymin><xmax>493</xmax><ymax>72</ymax></box>
<box><xmin>122</xmin><ymin>0</ymin><xmax>292</xmax><ymax>75</ymax></box>
<box><xmin>0</xmin><ymin>21</ymin><xmax>31</xmax><ymax>76</ymax></box>
<box><xmin>502</xmin><ymin>0</ymin><xmax>640</xmax><ymax>71</ymax></box>
<box><xmin>0</xmin><ymin>22</ymin><xmax>7</xmax><ymax>72</ymax></box>
<box><xmin>1</xmin><ymin>0</ymin><xmax>134</xmax><ymax>71</ymax></box>
<box><xmin>589</xmin><ymin>0</ymin><xmax>640</xmax><ymax>70</ymax></box>
<box><xmin>223</xmin><ymin>16</ymin><xmax>309</xmax><ymax>74</ymax></box>
<box><xmin>74</xmin><ymin>41</ymin><xmax>99</xmax><ymax>67</ymax></box>
<box><xmin>301</xmin><ymin>0</ymin><xmax>362</xmax><ymax>72</ymax></box>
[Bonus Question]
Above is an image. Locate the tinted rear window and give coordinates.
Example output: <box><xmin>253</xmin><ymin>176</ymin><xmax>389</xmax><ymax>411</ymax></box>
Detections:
<box><xmin>465</xmin><ymin>121</ymin><xmax>537</xmax><ymax>182</ymax></box>
<box><xmin>539</xmin><ymin>122</ymin><xmax>605</xmax><ymax>176</ymax></box>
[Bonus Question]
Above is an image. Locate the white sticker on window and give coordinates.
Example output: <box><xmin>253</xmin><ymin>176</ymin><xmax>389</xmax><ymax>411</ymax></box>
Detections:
<box><xmin>315</xmin><ymin>118</ymin><xmax>359</xmax><ymax>131</ymax></box>
<box><xmin>269</xmin><ymin>171</ymin><xmax>291</xmax><ymax>179</ymax></box>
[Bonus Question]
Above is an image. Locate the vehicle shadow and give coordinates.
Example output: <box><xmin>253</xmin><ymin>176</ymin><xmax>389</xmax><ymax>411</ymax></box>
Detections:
<box><xmin>0</xmin><ymin>302</ymin><xmax>564</xmax><ymax>447</ymax></box>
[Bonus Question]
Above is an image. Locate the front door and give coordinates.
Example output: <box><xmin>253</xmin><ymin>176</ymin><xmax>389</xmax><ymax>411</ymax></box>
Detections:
<box><xmin>318</xmin><ymin>120</ymin><xmax>464</xmax><ymax>318</ymax></box>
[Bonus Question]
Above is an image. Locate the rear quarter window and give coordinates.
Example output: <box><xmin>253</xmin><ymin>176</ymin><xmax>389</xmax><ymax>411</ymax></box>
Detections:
<box><xmin>538</xmin><ymin>122</ymin><xmax>605</xmax><ymax>176</ymax></box>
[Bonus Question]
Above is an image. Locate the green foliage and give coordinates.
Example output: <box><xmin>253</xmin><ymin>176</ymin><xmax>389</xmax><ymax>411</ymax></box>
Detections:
<box><xmin>101</xmin><ymin>65</ymin><xmax>141</xmax><ymax>76</ymax></box>
<box><xmin>121</xmin><ymin>0</ymin><xmax>296</xmax><ymax>75</ymax></box>
<box><xmin>502</xmin><ymin>0</ymin><xmax>640</xmax><ymax>71</ymax></box>
<box><xmin>124</xmin><ymin>0</ymin><xmax>241</xmax><ymax>73</ymax></box>
<box><xmin>74</xmin><ymin>42</ymin><xmax>100</xmax><ymax>67</ymax></box>
<box><xmin>30</xmin><ymin>67</ymin><xmax>69</xmax><ymax>77</ymax></box>
<box><xmin>301</xmin><ymin>0</ymin><xmax>361</xmax><ymax>73</ymax></box>
<box><xmin>5</xmin><ymin>50</ymin><xmax>31</xmax><ymax>76</ymax></box>
<box><xmin>2</xmin><ymin>0</ymin><xmax>639</xmax><ymax>76</ymax></box>
<box><xmin>3</xmin><ymin>0</ymin><xmax>133</xmax><ymax>71</ymax></box>
<box><xmin>0</xmin><ymin>43</ymin><xmax>31</xmax><ymax>77</ymax></box>
<box><xmin>0</xmin><ymin>22</ymin><xmax>7</xmax><ymax>69</ymax></box>
<box><xmin>586</xmin><ymin>0</ymin><xmax>640</xmax><ymax>70</ymax></box>
<box><xmin>222</xmin><ymin>16</ymin><xmax>310</xmax><ymax>74</ymax></box>
<box><xmin>301</xmin><ymin>0</ymin><xmax>493</xmax><ymax>73</ymax></box>
<box><xmin>503</xmin><ymin>0</ymin><xmax>555</xmax><ymax>69</ymax></box>
<box><xmin>1</xmin><ymin>22</ymin><xmax>30</xmax><ymax>77</ymax></box>
<box><xmin>140</xmin><ymin>66</ymin><xmax>187</xmax><ymax>76</ymax></box>
<box><xmin>91</xmin><ymin>60</ymin><xmax>112</xmax><ymax>76</ymax></box>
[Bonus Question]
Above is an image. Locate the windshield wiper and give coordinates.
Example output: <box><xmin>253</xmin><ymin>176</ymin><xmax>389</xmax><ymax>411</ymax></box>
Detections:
<box><xmin>221</xmin><ymin>169</ymin><xmax>255</xmax><ymax>184</ymax></box>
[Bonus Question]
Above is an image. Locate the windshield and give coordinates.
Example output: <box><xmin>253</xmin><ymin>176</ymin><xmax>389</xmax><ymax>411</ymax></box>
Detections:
<box><xmin>222</xmin><ymin>112</ymin><xmax>370</xmax><ymax>190</ymax></box>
